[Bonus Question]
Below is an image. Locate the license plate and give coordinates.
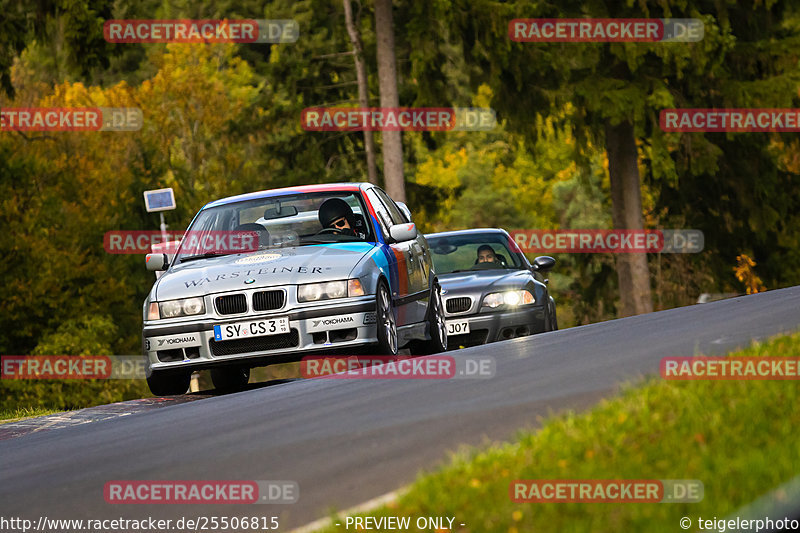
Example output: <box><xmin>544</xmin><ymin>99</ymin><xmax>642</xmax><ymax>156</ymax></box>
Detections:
<box><xmin>446</xmin><ymin>319</ymin><xmax>470</xmax><ymax>335</ymax></box>
<box><xmin>214</xmin><ymin>317</ymin><xmax>290</xmax><ymax>341</ymax></box>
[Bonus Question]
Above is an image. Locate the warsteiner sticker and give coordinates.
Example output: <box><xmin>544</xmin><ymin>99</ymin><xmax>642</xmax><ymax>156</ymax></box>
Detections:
<box><xmin>235</xmin><ymin>253</ymin><xmax>282</xmax><ymax>265</ymax></box>
<box><xmin>183</xmin><ymin>266</ymin><xmax>325</xmax><ymax>288</ymax></box>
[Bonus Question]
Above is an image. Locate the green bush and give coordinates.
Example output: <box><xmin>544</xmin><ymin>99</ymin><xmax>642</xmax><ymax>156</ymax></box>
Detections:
<box><xmin>1</xmin><ymin>315</ymin><xmax>150</xmax><ymax>412</ymax></box>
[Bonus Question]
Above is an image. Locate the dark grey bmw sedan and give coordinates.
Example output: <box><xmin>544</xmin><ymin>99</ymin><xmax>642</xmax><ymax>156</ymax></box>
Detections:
<box><xmin>425</xmin><ymin>228</ymin><xmax>557</xmax><ymax>349</ymax></box>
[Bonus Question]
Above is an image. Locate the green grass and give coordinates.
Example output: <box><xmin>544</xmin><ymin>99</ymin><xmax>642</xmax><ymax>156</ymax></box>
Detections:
<box><xmin>0</xmin><ymin>406</ymin><xmax>64</xmax><ymax>424</ymax></box>
<box><xmin>315</xmin><ymin>331</ymin><xmax>800</xmax><ymax>532</ymax></box>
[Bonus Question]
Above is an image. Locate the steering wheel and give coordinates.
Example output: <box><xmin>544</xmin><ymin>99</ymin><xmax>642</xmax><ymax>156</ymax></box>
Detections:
<box><xmin>316</xmin><ymin>227</ymin><xmax>344</xmax><ymax>235</ymax></box>
<box><xmin>471</xmin><ymin>261</ymin><xmax>502</xmax><ymax>270</ymax></box>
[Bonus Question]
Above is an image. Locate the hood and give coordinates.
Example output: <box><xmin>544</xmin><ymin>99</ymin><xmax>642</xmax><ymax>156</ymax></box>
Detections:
<box><xmin>153</xmin><ymin>242</ymin><xmax>375</xmax><ymax>300</ymax></box>
<box><xmin>438</xmin><ymin>268</ymin><xmax>533</xmax><ymax>294</ymax></box>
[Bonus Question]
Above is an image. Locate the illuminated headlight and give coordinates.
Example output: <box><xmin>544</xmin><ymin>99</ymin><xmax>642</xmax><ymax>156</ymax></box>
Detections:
<box><xmin>298</xmin><ymin>279</ymin><xmax>363</xmax><ymax>302</ymax></box>
<box><xmin>158</xmin><ymin>297</ymin><xmax>206</xmax><ymax>318</ymax></box>
<box><xmin>482</xmin><ymin>290</ymin><xmax>535</xmax><ymax>308</ymax></box>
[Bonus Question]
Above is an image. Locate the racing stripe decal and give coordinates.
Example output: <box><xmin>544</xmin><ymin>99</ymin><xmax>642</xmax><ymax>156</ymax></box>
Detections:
<box><xmin>391</xmin><ymin>247</ymin><xmax>409</xmax><ymax>296</ymax></box>
<box><xmin>370</xmin><ymin>249</ymin><xmax>391</xmax><ymax>286</ymax></box>
<box><xmin>369</xmin><ymin>214</ymin><xmax>385</xmax><ymax>244</ymax></box>
<box><xmin>378</xmin><ymin>246</ymin><xmax>400</xmax><ymax>296</ymax></box>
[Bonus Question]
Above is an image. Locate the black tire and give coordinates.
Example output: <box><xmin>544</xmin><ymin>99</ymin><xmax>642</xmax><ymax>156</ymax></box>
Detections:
<box><xmin>210</xmin><ymin>366</ymin><xmax>250</xmax><ymax>392</ymax></box>
<box><xmin>410</xmin><ymin>283</ymin><xmax>447</xmax><ymax>355</ymax></box>
<box><xmin>146</xmin><ymin>369</ymin><xmax>192</xmax><ymax>396</ymax></box>
<box><xmin>375</xmin><ymin>280</ymin><xmax>398</xmax><ymax>355</ymax></box>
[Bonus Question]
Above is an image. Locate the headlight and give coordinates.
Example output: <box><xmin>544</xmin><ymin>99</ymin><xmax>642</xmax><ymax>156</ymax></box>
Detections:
<box><xmin>482</xmin><ymin>293</ymin><xmax>504</xmax><ymax>308</ymax></box>
<box><xmin>298</xmin><ymin>279</ymin><xmax>362</xmax><ymax>303</ymax></box>
<box><xmin>161</xmin><ymin>300</ymin><xmax>182</xmax><ymax>318</ymax></box>
<box><xmin>158</xmin><ymin>297</ymin><xmax>206</xmax><ymax>318</ymax></box>
<box><xmin>298</xmin><ymin>283</ymin><xmax>325</xmax><ymax>302</ymax></box>
<box><xmin>482</xmin><ymin>290</ymin><xmax>535</xmax><ymax>308</ymax></box>
<box><xmin>182</xmin><ymin>297</ymin><xmax>204</xmax><ymax>315</ymax></box>
<box><xmin>325</xmin><ymin>281</ymin><xmax>347</xmax><ymax>299</ymax></box>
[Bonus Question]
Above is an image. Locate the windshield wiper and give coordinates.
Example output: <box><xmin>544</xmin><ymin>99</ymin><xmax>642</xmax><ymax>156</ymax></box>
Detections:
<box><xmin>179</xmin><ymin>252</ymin><xmax>235</xmax><ymax>263</ymax></box>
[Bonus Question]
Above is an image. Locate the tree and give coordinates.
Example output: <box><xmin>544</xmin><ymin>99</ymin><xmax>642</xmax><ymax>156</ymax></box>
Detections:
<box><xmin>374</xmin><ymin>0</ymin><xmax>405</xmax><ymax>201</ymax></box>
<box><xmin>0</xmin><ymin>0</ymin><xmax>113</xmax><ymax>97</ymax></box>
<box><xmin>344</xmin><ymin>0</ymin><xmax>378</xmax><ymax>184</ymax></box>
<box><xmin>401</xmin><ymin>0</ymin><xmax>800</xmax><ymax>316</ymax></box>
<box><xmin>606</xmin><ymin>119</ymin><xmax>652</xmax><ymax>315</ymax></box>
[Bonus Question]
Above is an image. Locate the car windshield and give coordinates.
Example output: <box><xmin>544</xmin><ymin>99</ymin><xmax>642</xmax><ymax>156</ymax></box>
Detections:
<box><xmin>174</xmin><ymin>191</ymin><xmax>374</xmax><ymax>263</ymax></box>
<box><xmin>427</xmin><ymin>233</ymin><xmax>523</xmax><ymax>274</ymax></box>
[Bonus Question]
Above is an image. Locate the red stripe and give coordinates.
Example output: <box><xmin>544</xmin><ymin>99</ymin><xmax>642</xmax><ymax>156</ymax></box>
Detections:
<box><xmin>391</xmin><ymin>247</ymin><xmax>409</xmax><ymax>295</ymax></box>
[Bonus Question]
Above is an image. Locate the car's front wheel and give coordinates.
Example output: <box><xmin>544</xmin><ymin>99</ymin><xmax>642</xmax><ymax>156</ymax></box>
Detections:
<box><xmin>549</xmin><ymin>297</ymin><xmax>558</xmax><ymax>331</ymax></box>
<box><xmin>210</xmin><ymin>366</ymin><xmax>250</xmax><ymax>392</ymax></box>
<box><xmin>410</xmin><ymin>283</ymin><xmax>447</xmax><ymax>355</ymax></box>
<box><xmin>146</xmin><ymin>369</ymin><xmax>192</xmax><ymax>396</ymax></box>
<box><xmin>375</xmin><ymin>281</ymin><xmax>398</xmax><ymax>355</ymax></box>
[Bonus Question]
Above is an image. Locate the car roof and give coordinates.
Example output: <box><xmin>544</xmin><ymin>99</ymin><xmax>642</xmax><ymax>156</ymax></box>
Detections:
<box><xmin>203</xmin><ymin>182</ymin><xmax>371</xmax><ymax>209</ymax></box>
<box><xmin>426</xmin><ymin>228</ymin><xmax>511</xmax><ymax>239</ymax></box>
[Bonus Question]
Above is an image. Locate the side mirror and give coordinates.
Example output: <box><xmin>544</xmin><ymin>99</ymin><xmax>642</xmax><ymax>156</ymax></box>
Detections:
<box><xmin>397</xmin><ymin>202</ymin><xmax>412</xmax><ymax>222</ymax></box>
<box><xmin>532</xmin><ymin>256</ymin><xmax>555</xmax><ymax>272</ymax></box>
<box><xmin>389</xmin><ymin>223</ymin><xmax>418</xmax><ymax>242</ymax></box>
<box><xmin>146</xmin><ymin>253</ymin><xmax>169</xmax><ymax>271</ymax></box>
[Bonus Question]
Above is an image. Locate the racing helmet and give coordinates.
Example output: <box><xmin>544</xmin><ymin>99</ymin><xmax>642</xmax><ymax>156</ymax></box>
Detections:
<box><xmin>318</xmin><ymin>198</ymin><xmax>355</xmax><ymax>228</ymax></box>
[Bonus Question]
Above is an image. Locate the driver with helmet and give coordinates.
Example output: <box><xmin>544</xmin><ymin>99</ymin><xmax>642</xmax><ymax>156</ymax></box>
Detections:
<box><xmin>317</xmin><ymin>198</ymin><xmax>367</xmax><ymax>239</ymax></box>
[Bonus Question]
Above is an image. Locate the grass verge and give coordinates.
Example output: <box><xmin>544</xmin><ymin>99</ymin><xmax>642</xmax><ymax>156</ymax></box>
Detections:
<box><xmin>0</xmin><ymin>406</ymin><xmax>64</xmax><ymax>425</ymax></box>
<box><xmin>314</xmin><ymin>331</ymin><xmax>800</xmax><ymax>532</ymax></box>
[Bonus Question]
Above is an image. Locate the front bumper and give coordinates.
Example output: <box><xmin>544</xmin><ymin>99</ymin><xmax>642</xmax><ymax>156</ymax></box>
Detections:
<box><xmin>445</xmin><ymin>305</ymin><xmax>547</xmax><ymax>349</ymax></box>
<box><xmin>142</xmin><ymin>298</ymin><xmax>377</xmax><ymax>372</ymax></box>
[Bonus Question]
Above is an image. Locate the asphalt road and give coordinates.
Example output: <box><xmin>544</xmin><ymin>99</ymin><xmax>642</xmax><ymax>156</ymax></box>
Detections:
<box><xmin>2</xmin><ymin>286</ymin><xmax>800</xmax><ymax>531</ymax></box>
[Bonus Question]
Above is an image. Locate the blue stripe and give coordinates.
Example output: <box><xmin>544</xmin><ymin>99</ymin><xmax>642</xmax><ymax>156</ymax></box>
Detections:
<box><xmin>378</xmin><ymin>246</ymin><xmax>399</xmax><ymax>294</ymax></box>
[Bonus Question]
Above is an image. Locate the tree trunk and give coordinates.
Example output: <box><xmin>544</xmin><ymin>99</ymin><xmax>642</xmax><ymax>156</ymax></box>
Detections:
<box><xmin>605</xmin><ymin>119</ymin><xmax>653</xmax><ymax>317</ymax></box>
<box><xmin>343</xmin><ymin>0</ymin><xmax>377</xmax><ymax>184</ymax></box>
<box><xmin>373</xmin><ymin>0</ymin><xmax>405</xmax><ymax>201</ymax></box>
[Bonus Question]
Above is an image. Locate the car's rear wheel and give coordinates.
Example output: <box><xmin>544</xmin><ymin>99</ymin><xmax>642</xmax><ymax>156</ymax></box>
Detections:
<box><xmin>210</xmin><ymin>366</ymin><xmax>250</xmax><ymax>392</ymax></box>
<box><xmin>375</xmin><ymin>281</ymin><xmax>398</xmax><ymax>355</ymax></box>
<box><xmin>410</xmin><ymin>283</ymin><xmax>447</xmax><ymax>355</ymax></box>
<box><xmin>146</xmin><ymin>369</ymin><xmax>192</xmax><ymax>396</ymax></box>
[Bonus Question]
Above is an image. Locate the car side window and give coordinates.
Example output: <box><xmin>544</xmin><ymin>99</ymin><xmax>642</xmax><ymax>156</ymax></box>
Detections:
<box><xmin>373</xmin><ymin>188</ymin><xmax>407</xmax><ymax>225</ymax></box>
<box><xmin>365</xmin><ymin>189</ymin><xmax>392</xmax><ymax>239</ymax></box>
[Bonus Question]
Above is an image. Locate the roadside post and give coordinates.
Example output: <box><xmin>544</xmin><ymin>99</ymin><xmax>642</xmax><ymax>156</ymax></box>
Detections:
<box><xmin>143</xmin><ymin>187</ymin><xmax>176</xmax><ymax>243</ymax></box>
